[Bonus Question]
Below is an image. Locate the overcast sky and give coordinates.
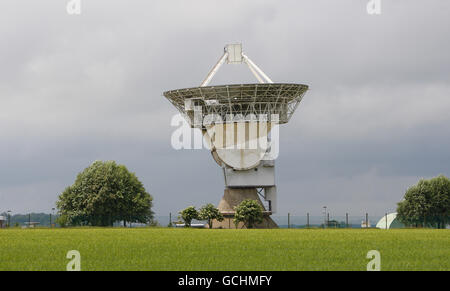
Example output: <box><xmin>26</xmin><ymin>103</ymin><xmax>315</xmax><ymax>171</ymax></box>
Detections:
<box><xmin>0</xmin><ymin>0</ymin><xmax>449</xmax><ymax>218</ymax></box>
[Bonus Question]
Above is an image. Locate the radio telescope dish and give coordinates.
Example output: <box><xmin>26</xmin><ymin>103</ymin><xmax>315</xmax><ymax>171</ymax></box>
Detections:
<box><xmin>163</xmin><ymin>44</ymin><xmax>309</xmax><ymax>228</ymax></box>
<box><xmin>164</xmin><ymin>83</ymin><xmax>308</xmax><ymax>170</ymax></box>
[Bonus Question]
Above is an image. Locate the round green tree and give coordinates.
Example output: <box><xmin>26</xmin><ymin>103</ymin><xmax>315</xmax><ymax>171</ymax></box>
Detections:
<box><xmin>397</xmin><ymin>175</ymin><xmax>450</xmax><ymax>228</ymax></box>
<box><xmin>233</xmin><ymin>199</ymin><xmax>264</xmax><ymax>229</ymax></box>
<box><xmin>56</xmin><ymin>160</ymin><xmax>153</xmax><ymax>226</ymax></box>
<box><xmin>198</xmin><ymin>203</ymin><xmax>224</xmax><ymax>229</ymax></box>
<box><xmin>179</xmin><ymin>206</ymin><xmax>198</xmax><ymax>227</ymax></box>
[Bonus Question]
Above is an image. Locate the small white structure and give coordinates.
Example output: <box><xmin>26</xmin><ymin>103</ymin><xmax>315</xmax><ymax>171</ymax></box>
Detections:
<box><xmin>361</xmin><ymin>221</ymin><xmax>371</xmax><ymax>228</ymax></box>
<box><xmin>376</xmin><ymin>213</ymin><xmax>405</xmax><ymax>229</ymax></box>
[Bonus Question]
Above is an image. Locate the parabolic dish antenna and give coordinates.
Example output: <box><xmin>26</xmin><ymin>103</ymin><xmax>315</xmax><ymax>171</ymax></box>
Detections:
<box><xmin>164</xmin><ymin>83</ymin><xmax>308</xmax><ymax>170</ymax></box>
<box><xmin>163</xmin><ymin>44</ymin><xmax>309</xmax><ymax>228</ymax></box>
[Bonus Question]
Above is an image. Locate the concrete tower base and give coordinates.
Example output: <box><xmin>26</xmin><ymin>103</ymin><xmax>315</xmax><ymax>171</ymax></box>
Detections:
<box><xmin>211</xmin><ymin>188</ymin><xmax>278</xmax><ymax>229</ymax></box>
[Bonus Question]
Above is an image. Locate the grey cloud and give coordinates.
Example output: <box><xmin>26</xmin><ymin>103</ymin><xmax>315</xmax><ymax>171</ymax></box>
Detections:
<box><xmin>0</xmin><ymin>0</ymin><xmax>449</xmax><ymax>216</ymax></box>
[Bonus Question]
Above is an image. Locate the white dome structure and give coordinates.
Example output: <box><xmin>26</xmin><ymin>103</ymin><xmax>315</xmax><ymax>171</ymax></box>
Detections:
<box><xmin>376</xmin><ymin>213</ymin><xmax>405</xmax><ymax>229</ymax></box>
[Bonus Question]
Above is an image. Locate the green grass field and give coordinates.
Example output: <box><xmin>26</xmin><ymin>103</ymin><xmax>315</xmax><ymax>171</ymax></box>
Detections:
<box><xmin>0</xmin><ymin>228</ymin><xmax>448</xmax><ymax>271</ymax></box>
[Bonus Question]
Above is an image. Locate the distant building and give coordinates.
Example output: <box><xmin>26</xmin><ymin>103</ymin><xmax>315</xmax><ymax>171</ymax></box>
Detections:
<box><xmin>0</xmin><ymin>216</ymin><xmax>6</xmax><ymax>228</ymax></box>
<box><xmin>376</xmin><ymin>213</ymin><xmax>405</xmax><ymax>229</ymax></box>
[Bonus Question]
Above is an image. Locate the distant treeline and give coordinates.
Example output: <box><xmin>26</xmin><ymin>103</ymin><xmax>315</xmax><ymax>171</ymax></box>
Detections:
<box><xmin>0</xmin><ymin>212</ymin><xmax>57</xmax><ymax>227</ymax></box>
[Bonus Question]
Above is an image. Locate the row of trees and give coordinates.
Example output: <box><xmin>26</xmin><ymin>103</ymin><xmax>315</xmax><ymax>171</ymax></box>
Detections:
<box><xmin>179</xmin><ymin>204</ymin><xmax>223</xmax><ymax>228</ymax></box>
<box><xmin>54</xmin><ymin>161</ymin><xmax>448</xmax><ymax>230</ymax></box>
<box><xmin>397</xmin><ymin>175</ymin><xmax>449</xmax><ymax>228</ymax></box>
<box><xmin>179</xmin><ymin>199</ymin><xmax>264</xmax><ymax>229</ymax></box>
<box><xmin>55</xmin><ymin>160</ymin><xmax>266</xmax><ymax>229</ymax></box>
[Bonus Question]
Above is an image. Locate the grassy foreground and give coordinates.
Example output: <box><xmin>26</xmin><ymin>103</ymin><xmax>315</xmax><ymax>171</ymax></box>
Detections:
<box><xmin>0</xmin><ymin>228</ymin><xmax>448</xmax><ymax>271</ymax></box>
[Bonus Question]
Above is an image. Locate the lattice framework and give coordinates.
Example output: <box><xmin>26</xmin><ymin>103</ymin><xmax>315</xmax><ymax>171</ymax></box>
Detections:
<box><xmin>164</xmin><ymin>83</ymin><xmax>308</xmax><ymax>128</ymax></box>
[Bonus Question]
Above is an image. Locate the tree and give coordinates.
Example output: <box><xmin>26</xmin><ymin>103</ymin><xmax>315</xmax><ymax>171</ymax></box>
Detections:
<box><xmin>429</xmin><ymin>175</ymin><xmax>450</xmax><ymax>228</ymax></box>
<box><xmin>179</xmin><ymin>206</ymin><xmax>198</xmax><ymax>227</ymax></box>
<box><xmin>56</xmin><ymin>214</ymin><xmax>69</xmax><ymax>228</ymax></box>
<box><xmin>198</xmin><ymin>203</ymin><xmax>224</xmax><ymax>229</ymax></box>
<box><xmin>56</xmin><ymin>160</ymin><xmax>154</xmax><ymax>227</ymax></box>
<box><xmin>233</xmin><ymin>199</ymin><xmax>264</xmax><ymax>229</ymax></box>
<box><xmin>397</xmin><ymin>175</ymin><xmax>450</xmax><ymax>228</ymax></box>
